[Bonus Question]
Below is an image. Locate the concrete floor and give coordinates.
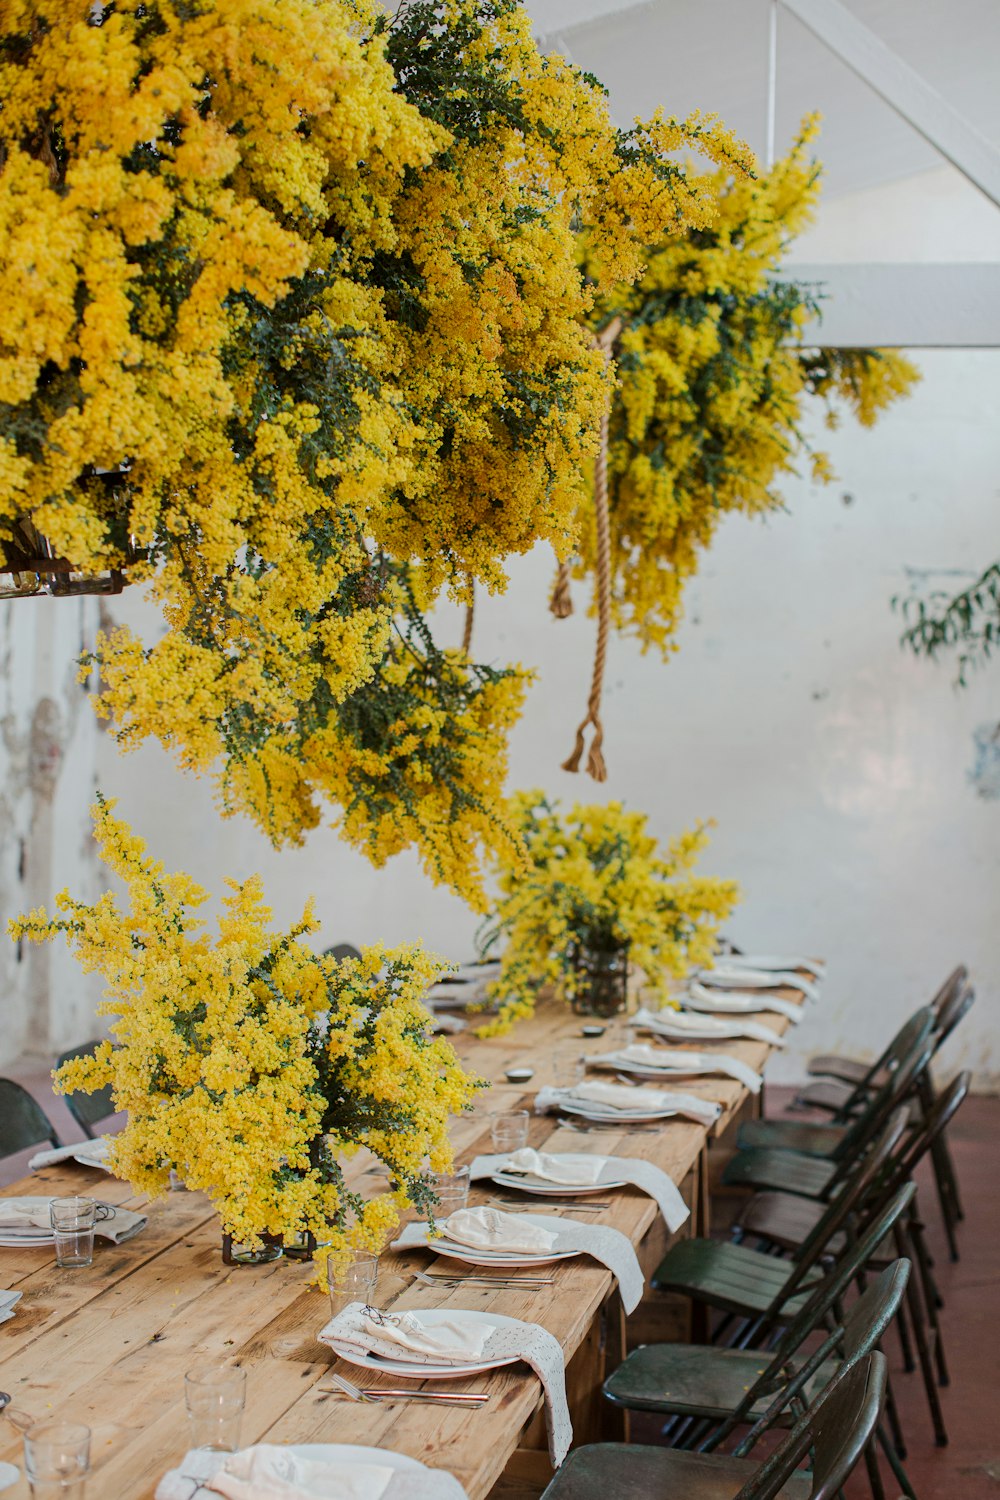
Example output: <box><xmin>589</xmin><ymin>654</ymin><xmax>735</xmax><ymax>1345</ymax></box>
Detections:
<box><xmin>2</xmin><ymin>1060</ymin><xmax>998</xmax><ymax>1497</ymax></box>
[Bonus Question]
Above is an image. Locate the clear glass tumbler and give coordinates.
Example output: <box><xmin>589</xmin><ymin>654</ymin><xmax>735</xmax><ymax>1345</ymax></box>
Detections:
<box><xmin>430</xmin><ymin>1166</ymin><xmax>470</xmax><ymax>1218</ymax></box>
<box><xmin>184</xmin><ymin>1364</ymin><xmax>246</xmax><ymax>1453</ymax></box>
<box><xmin>327</xmin><ymin>1249</ymin><xmax>381</xmax><ymax>1322</ymax></box>
<box><xmin>49</xmin><ymin>1199</ymin><xmax>96</xmax><ymax>1269</ymax></box>
<box><xmin>23</xmin><ymin>1420</ymin><xmax>90</xmax><ymax>1499</ymax></box>
<box><xmin>490</xmin><ymin>1111</ymin><xmax>530</xmax><ymax>1155</ymax></box>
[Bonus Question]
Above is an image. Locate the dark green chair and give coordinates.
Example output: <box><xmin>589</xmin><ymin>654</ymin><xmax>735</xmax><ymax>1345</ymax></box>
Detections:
<box><xmin>55</xmin><ymin>1042</ymin><xmax>118</xmax><ymax>1140</ymax></box>
<box><xmin>651</xmin><ymin>1119</ymin><xmax>910</xmax><ymax>1348</ymax></box>
<box><xmin>722</xmin><ymin>1021</ymin><xmax>933</xmax><ymax>1201</ymax></box>
<box><xmin>323</xmin><ymin>944</ymin><xmax>362</xmax><ymax>962</ymax></box>
<box><xmin>0</xmin><ymin>1079</ymin><xmax>61</xmax><ymax>1159</ymax></box>
<box><xmin>539</xmin><ymin>1352</ymin><xmax>887</xmax><ymax>1500</ymax></box>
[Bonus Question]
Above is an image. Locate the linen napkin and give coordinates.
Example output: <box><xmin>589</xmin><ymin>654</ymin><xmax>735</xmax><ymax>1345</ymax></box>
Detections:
<box><xmin>155</xmin><ymin>1446</ymin><xmax>471</xmax><ymax>1500</ymax></box>
<box><xmin>439</xmin><ymin>1207</ymin><xmax>557</xmax><ymax>1255</ymax></box>
<box><xmin>723</xmin><ymin>953</ymin><xmax>825</xmax><ymax>979</ymax></box>
<box><xmin>321</xmin><ymin>1304</ymin><xmax>572</xmax><ymax>1465</ymax></box>
<box><xmin>469</xmin><ymin>1151</ymin><xmax>691</xmax><ymax>1234</ymax></box>
<box><xmin>28</xmin><ymin>1139</ymin><xmax>113</xmax><ymax>1172</ymax></box>
<box><xmin>631</xmin><ymin>1006</ymin><xmax>786</xmax><ymax>1048</ymax></box>
<box><xmin>0</xmin><ymin>1198</ymin><xmax>146</xmax><ymax>1243</ymax></box>
<box><xmin>684</xmin><ymin>982</ymin><xmax>803</xmax><ymax>1023</ymax></box>
<box><xmin>591</xmin><ymin>1043</ymin><xmax>763</xmax><ymax>1094</ymax></box>
<box><xmin>696</xmin><ymin>966</ymin><xmax>820</xmax><ymax>1003</ymax></box>
<box><xmin>535</xmin><ymin>1080</ymin><xmax>721</xmax><ymax>1127</ymax></box>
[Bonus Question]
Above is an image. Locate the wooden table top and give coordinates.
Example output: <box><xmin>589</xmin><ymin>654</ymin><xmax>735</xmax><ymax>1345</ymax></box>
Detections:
<box><xmin>0</xmin><ymin>988</ymin><xmax>807</xmax><ymax>1498</ymax></box>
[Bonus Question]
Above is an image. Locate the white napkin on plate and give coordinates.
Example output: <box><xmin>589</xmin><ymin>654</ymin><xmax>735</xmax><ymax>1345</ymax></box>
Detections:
<box><xmin>366</xmin><ymin>1309</ymin><xmax>497</xmax><ymax>1362</ymax></box>
<box><xmin>594</xmin><ymin>1043</ymin><xmax>763</xmax><ymax>1094</ymax></box>
<box><xmin>631</xmin><ymin>1006</ymin><xmax>786</xmax><ymax>1047</ymax></box>
<box><xmin>321</xmin><ymin>1305</ymin><xmax>572</xmax><ymax>1465</ymax></box>
<box><xmin>498</xmin><ymin>1149</ymin><xmax>605</xmax><ymax>1186</ymax></box>
<box><xmin>723</xmin><ymin>953</ymin><xmax>825</xmax><ymax>978</ymax></box>
<box><xmin>28</xmin><ymin>1139</ymin><xmax>113</xmax><ymax>1172</ymax></box>
<box><xmin>536</xmin><ymin>1080</ymin><xmax>721</xmax><ymax>1127</ymax></box>
<box><xmin>696</xmin><ymin>966</ymin><xmax>820</xmax><ymax>1003</ymax></box>
<box><xmin>0</xmin><ymin>1197</ymin><xmax>146</xmax><ymax>1244</ymax></box>
<box><xmin>470</xmin><ymin>1153</ymin><xmax>691</xmax><ymax>1233</ymax></box>
<box><xmin>0</xmin><ymin>1200</ymin><xmax>54</xmax><ymax>1230</ymax></box>
<box><xmin>685</xmin><ymin>982</ymin><xmax>803</xmax><ymax>1023</ymax></box>
<box><xmin>441</xmin><ymin>1207</ymin><xmax>556</xmax><ymax>1255</ymax></box>
<box><xmin>155</xmin><ymin>1447</ymin><xmax>470</xmax><ymax>1500</ymax></box>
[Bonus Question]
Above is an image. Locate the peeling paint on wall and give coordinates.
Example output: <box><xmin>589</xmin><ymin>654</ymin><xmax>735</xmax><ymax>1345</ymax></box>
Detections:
<box><xmin>969</xmin><ymin>721</ymin><xmax>1000</xmax><ymax>800</ymax></box>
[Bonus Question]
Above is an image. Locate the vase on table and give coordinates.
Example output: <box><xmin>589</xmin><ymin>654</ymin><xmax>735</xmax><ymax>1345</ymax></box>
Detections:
<box><xmin>568</xmin><ymin>940</ymin><xmax>630</xmax><ymax>1017</ymax></box>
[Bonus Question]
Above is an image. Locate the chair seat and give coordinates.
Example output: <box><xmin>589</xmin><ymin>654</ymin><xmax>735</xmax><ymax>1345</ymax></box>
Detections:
<box><xmin>652</xmin><ymin>1235</ymin><xmax>820</xmax><ymax>1317</ymax></box>
<box><xmin>603</xmin><ymin>1340</ymin><xmax>836</xmax><ymax>1421</ymax></box>
<box><xmin>722</xmin><ymin>1148</ymin><xmax>836</xmax><ymax>1199</ymax></box>
<box><xmin>736</xmin><ymin>1191</ymin><xmax>896</xmax><ymax>1266</ymax></box>
<box><xmin>793</xmin><ymin>1078</ymin><xmax>857</xmax><ymax>1114</ymax></box>
<box><xmin>737</xmin><ymin>1118</ymin><xmax>848</xmax><ymax>1157</ymax></box>
<box><xmin>806</xmin><ymin>1053</ymin><xmax>871</xmax><ymax>1084</ymax></box>
<box><xmin>540</xmin><ymin>1442</ymin><xmax>811</xmax><ymax>1500</ymax></box>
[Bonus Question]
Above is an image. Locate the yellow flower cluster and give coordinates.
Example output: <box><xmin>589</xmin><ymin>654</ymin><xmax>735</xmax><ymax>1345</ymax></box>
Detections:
<box><xmin>579</xmin><ymin>119</ymin><xmax>920</xmax><ymax>653</ymax></box>
<box><xmin>0</xmin><ymin>0</ymin><xmax>753</xmax><ymax>906</ymax></box>
<box><xmin>8</xmin><ymin>799</ymin><xmax>480</xmax><ymax>1273</ymax></box>
<box><xmin>478</xmin><ymin>790</ymin><xmax>739</xmax><ymax>1032</ymax></box>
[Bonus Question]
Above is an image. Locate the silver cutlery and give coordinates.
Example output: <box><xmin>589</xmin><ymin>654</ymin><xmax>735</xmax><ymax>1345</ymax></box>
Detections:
<box><xmin>411</xmin><ymin>1269</ymin><xmax>554</xmax><ymax>1288</ymax></box>
<box><xmin>560</xmin><ymin>1118</ymin><xmax>663</xmax><ymax>1133</ymax></box>
<box><xmin>488</xmin><ymin>1196</ymin><xmax>609</xmax><ymax>1212</ymax></box>
<box><xmin>323</xmin><ymin>1371</ymin><xmax>488</xmax><ymax>1408</ymax></box>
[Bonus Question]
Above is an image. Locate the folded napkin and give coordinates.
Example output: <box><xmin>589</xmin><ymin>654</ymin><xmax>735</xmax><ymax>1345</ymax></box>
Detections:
<box><xmin>685</xmin><ymin>982</ymin><xmax>803</xmax><ymax>1023</ymax></box>
<box><xmin>429</xmin><ymin>1014</ymin><xmax>467</xmax><ymax>1035</ymax></box>
<box><xmin>441</xmin><ymin>1207</ymin><xmax>557</xmax><ymax>1255</ymax></box>
<box><xmin>28</xmin><ymin>1139</ymin><xmax>113</xmax><ymax>1172</ymax></box>
<box><xmin>155</xmin><ymin>1447</ymin><xmax>470</xmax><ymax>1500</ymax></box>
<box><xmin>592</xmin><ymin>1043</ymin><xmax>763</xmax><ymax>1094</ymax></box>
<box><xmin>697</xmin><ymin>966</ymin><xmax>820</xmax><ymax>1003</ymax></box>
<box><xmin>631</xmin><ymin>1006</ymin><xmax>786</xmax><ymax>1048</ymax></box>
<box><xmin>723</xmin><ymin>953</ymin><xmax>825</xmax><ymax>978</ymax></box>
<box><xmin>470</xmin><ymin>1151</ymin><xmax>690</xmax><ymax>1234</ymax></box>
<box><xmin>0</xmin><ymin>1197</ymin><xmax>146</xmax><ymax>1244</ymax></box>
<box><xmin>321</xmin><ymin>1304</ymin><xmax>572</xmax><ymax>1465</ymax></box>
<box><xmin>535</xmin><ymin>1080</ymin><xmax>721</xmax><ymax>1127</ymax></box>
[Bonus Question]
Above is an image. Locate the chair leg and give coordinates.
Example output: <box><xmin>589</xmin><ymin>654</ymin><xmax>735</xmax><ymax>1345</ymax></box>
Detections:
<box><xmin>863</xmin><ymin>1434</ymin><xmax>887</xmax><ymax>1500</ymax></box>
<box><xmin>897</xmin><ymin>1225</ymin><xmax>949</xmax><ymax>1445</ymax></box>
<box><xmin>883</xmin><ymin>1371</ymin><xmax>908</xmax><ymax>1460</ymax></box>
<box><xmin>895</xmin><ymin>1290</ymin><xmax>917</xmax><ymax>1373</ymax></box>
<box><xmin>878</xmin><ymin>1421</ymin><xmax>920</xmax><ymax>1500</ymax></box>
<box><xmin>909</xmin><ymin>1216</ymin><xmax>950</xmax><ymax>1387</ymax></box>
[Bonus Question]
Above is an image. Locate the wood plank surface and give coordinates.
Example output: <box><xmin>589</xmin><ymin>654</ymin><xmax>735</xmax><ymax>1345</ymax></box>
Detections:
<box><xmin>0</xmin><ymin>982</ymin><xmax>812</xmax><ymax>1498</ymax></box>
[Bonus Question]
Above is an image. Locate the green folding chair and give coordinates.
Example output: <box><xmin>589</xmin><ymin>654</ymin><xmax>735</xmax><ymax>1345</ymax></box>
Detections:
<box><xmin>0</xmin><ymin>1079</ymin><xmax>61</xmax><ymax>1160</ymax></box>
<box><xmin>540</xmin><ymin>1352</ymin><xmax>888</xmax><ymax>1500</ymax></box>
<box><xmin>55</xmin><ymin>1042</ymin><xmax>118</xmax><ymax>1140</ymax></box>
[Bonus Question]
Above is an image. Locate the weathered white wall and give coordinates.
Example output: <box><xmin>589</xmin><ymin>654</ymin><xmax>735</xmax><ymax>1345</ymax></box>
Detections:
<box><xmin>3</xmin><ymin>165</ymin><xmax>998</xmax><ymax>1088</ymax></box>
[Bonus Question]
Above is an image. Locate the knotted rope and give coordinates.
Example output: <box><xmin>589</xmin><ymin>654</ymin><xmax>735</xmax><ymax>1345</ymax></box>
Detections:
<box><xmin>461</xmin><ymin>575</ymin><xmax>475</xmax><ymax>655</ymax></box>
<box><xmin>562</xmin><ymin>317</ymin><xmax>621</xmax><ymax>782</ymax></box>
<box><xmin>549</xmin><ymin>557</ymin><xmax>574</xmax><ymax>618</ymax></box>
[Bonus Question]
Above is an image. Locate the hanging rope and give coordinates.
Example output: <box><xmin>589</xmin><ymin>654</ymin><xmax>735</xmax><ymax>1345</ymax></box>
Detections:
<box><xmin>461</xmin><ymin>574</ymin><xmax>475</xmax><ymax>655</ymax></box>
<box><xmin>549</xmin><ymin>557</ymin><xmax>574</xmax><ymax>618</ymax></box>
<box><xmin>562</xmin><ymin>317</ymin><xmax>621</xmax><ymax>782</ymax></box>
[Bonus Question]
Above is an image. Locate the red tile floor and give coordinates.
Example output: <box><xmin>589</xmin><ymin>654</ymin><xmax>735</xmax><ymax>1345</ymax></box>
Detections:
<box><xmin>3</xmin><ymin>1061</ymin><xmax>999</xmax><ymax>1497</ymax></box>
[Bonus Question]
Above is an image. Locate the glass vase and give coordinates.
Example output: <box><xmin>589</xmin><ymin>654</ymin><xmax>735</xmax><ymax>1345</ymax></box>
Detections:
<box><xmin>568</xmin><ymin>941</ymin><xmax>630</xmax><ymax>1017</ymax></box>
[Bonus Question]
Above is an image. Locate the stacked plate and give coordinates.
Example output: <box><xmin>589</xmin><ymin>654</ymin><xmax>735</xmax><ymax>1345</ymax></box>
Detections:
<box><xmin>490</xmin><ymin>1167</ymin><xmax>624</xmax><ymax>1197</ymax></box>
<box><xmin>420</xmin><ymin>1226</ymin><xmax>576</xmax><ymax>1270</ymax></box>
<box><xmin>329</xmin><ymin>1308</ymin><xmax>517</xmax><ymax>1380</ymax></box>
<box><xmin>0</xmin><ymin>1198</ymin><xmax>55</xmax><ymax>1249</ymax></box>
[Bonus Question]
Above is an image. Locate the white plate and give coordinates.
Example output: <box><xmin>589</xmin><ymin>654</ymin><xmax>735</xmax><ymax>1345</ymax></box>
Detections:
<box><xmin>330</xmin><ymin>1308</ymin><xmax>520</xmax><ymax>1380</ymax></box>
<box><xmin>427</xmin><ymin>1236</ymin><xmax>577</xmax><ymax>1269</ymax></box>
<box><xmin>0</xmin><ymin>1235</ymin><xmax>52</xmax><ymax>1248</ymax></box>
<box><xmin>491</xmin><ymin>1171</ymin><xmax>625</xmax><ymax>1195</ymax></box>
<box><xmin>287</xmin><ymin>1445</ymin><xmax>425</xmax><ymax>1472</ymax></box>
<box><xmin>557</xmin><ymin>1101</ymin><xmax>679</xmax><ymax>1124</ymax></box>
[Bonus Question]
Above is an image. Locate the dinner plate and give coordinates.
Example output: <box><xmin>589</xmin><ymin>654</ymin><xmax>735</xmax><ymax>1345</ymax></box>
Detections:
<box><xmin>426</xmin><ymin>1237</ymin><xmax>577</xmax><ymax>1268</ymax></box>
<box><xmin>330</xmin><ymin>1308</ymin><xmax>520</xmax><ymax>1380</ymax></box>
<box><xmin>557</xmin><ymin>1101</ymin><xmax>679</xmax><ymax>1124</ymax></box>
<box><xmin>286</xmin><ymin>1445</ymin><xmax>425</xmax><ymax>1472</ymax></box>
<box><xmin>0</xmin><ymin>1235</ymin><xmax>52</xmax><ymax>1248</ymax></box>
<box><xmin>491</xmin><ymin>1171</ymin><xmax>625</xmax><ymax>1195</ymax></box>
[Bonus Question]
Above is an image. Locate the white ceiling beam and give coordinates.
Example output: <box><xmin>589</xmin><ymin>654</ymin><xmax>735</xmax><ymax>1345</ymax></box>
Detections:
<box><xmin>780</xmin><ymin>0</ymin><xmax>1000</xmax><ymax>209</ymax></box>
<box><xmin>773</xmin><ymin>263</ymin><xmax>1000</xmax><ymax>348</ymax></box>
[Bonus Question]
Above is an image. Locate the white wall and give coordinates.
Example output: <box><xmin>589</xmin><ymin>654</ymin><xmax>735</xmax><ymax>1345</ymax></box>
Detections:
<box><xmin>3</xmin><ymin>166</ymin><xmax>998</xmax><ymax>1088</ymax></box>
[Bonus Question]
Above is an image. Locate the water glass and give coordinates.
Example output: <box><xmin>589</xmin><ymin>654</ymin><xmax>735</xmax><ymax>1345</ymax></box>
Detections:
<box><xmin>184</xmin><ymin>1364</ymin><xmax>246</xmax><ymax>1453</ymax></box>
<box><xmin>490</xmin><ymin>1111</ymin><xmax>530</xmax><ymax>1155</ymax></box>
<box><xmin>551</xmin><ymin>1047</ymin><xmax>585</xmax><ymax>1090</ymax></box>
<box><xmin>431</xmin><ymin>1166</ymin><xmax>470</xmax><ymax>1217</ymax></box>
<box><xmin>23</xmin><ymin>1420</ymin><xmax>90</xmax><ymax>1499</ymax></box>
<box><xmin>49</xmin><ymin>1198</ymin><xmax>96</xmax><ymax>1269</ymax></box>
<box><xmin>327</xmin><ymin>1249</ymin><xmax>380</xmax><ymax>1321</ymax></box>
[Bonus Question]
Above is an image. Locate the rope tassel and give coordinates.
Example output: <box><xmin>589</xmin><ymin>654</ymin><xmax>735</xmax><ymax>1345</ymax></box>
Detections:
<box><xmin>563</xmin><ymin>318</ymin><xmax>620</xmax><ymax>782</ymax></box>
<box><xmin>549</xmin><ymin>558</ymin><xmax>574</xmax><ymax>618</ymax></box>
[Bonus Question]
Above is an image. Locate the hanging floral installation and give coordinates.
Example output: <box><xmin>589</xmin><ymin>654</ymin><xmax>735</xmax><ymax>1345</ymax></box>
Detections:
<box><xmin>0</xmin><ymin>0</ymin><xmax>754</xmax><ymax>907</ymax></box>
<box><xmin>476</xmin><ymin>791</ymin><xmax>739</xmax><ymax>1033</ymax></box>
<box><xmin>555</xmin><ymin>120</ymin><xmax>920</xmax><ymax>771</ymax></box>
<box><xmin>9</xmin><ymin>798</ymin><xmax>480</xmax><ymax>1275</ymax></box>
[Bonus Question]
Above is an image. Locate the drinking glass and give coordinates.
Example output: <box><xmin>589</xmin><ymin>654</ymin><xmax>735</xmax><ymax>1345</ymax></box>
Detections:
<box><xmin>430</xmin><ymin>1166</ymin><xmax>470</xmax><ymax>1217</ymax></box>
<box><xmin>49</xmin><ymin>1199</ymin><xmax>96</xmax><ymax>1269</ymax></box>
<box><xmin>23</xmin><ymin>1420</ymin><xmax>90</xmax><ymax>1499</ymax></box>
<box><xmin>490</xmin><ymin>1111</ymin><xmax>530</xmax><ymax>1155</ymax></box>
<box><xmin>327</xmin><ymin>1250</ymin><xmax>380</xmax><ymax>1321</ymax></box>
<box><xmin>184</xmin><ymin>1364</ymin><xmax>246</xmax><ymax>1453</ymax></box>
<box><xmin>551</xmin><ymin>1048</ymin><xmax>585</xmax><ymax>1090</ymax></box>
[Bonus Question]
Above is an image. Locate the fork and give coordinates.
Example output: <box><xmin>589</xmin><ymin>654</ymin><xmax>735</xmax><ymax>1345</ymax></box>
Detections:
<box><xmin>411</xmin><ymin>1269</ymin><xmax>553</xmax><ymax>1288</ymax></box>
<box><xmin>323</xmin><ymin>1370</ymin><xmax>488</xmax><ymax>1408</ymax></box>
<box><xmin>488</xmin><ymin>1196</ymin><xmax>609</xmax><ymax>1212</ymax></box>
<box><xmin>561</xmin><ymin>1119</ymin><xmax>663</xmax><ymax>1134</ymax></box>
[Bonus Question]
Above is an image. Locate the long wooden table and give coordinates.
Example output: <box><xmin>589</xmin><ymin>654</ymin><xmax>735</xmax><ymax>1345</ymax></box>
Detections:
<box><xmin>0</xmin><ymin>988</ymin><xmax>809</xmax><ymax>1498</ymax></box>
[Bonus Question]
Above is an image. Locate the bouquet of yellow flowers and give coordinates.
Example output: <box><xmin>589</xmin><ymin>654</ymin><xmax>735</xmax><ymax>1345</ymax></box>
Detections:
<box><xmin>9</xmin><ymin>798</ymin><xmax>479</xmax><ymax>1278</ymax></box>
<box><xmin>478</xmin><ymin>791</ymin><xmax>739</xmax><ymax>1031</ymax></box>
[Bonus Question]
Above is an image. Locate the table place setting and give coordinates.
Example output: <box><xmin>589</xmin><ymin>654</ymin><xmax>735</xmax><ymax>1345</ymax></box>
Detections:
<box><xmin>586</xmin><ymin>1041</ymin><xmax>764</xmax><ymax>1093</ymax></box>
<box><xmin>695</xmin><ymin>964</ymin><xmax>821</xmax><ymax>1002</ymax></box>
<box><xmin>156</xmin><ymin>1442</ymin><xmax>471</xmax><ymax>1500</ymax></box>
<box><xmin>320</xmin><ymin>1303</ymin><xmax>573</xmax><ymax>1464</ymax></box>
<box><xmin>718</xmin><ymin>952</ymin><xmax>825</xmax><ymax>979</ymax></box>
<box><xmin>534</xmin><ymin>1078</ymin><xmax>722</xmax><ymax>1127</ymax></box>
<box><xmin>630</xmin><ymin>1005</ymin><xmax>787</xmax><ymax>1047</ymax></box>
<box><xmin>392</xmin><ymin>1205</ymin><xmax>645</xmax><ymax>1311</ymax></box>
<box><xmin>28</xmin><ymin>1139</ymin><xmax>114</xmax><ymax>1173</ymax></box>
<box><xmin>469</xmin><ymin>1148</ymin><xmax>691</xmax><ymax>1233</ymax></box>
<box><xmin>0</xmin><ymin>1196</ymin><xmax>146</xmax><ymax>1253</ymax></box>
<box><xmin>681</xmin><ymin>981</ymin><xmax>805</xmax><ymax>1022</ymax></box>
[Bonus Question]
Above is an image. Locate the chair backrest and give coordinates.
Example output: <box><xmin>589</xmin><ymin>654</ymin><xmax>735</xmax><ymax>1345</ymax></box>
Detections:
<box><xmin>830</xmin><ymin>1015</ymin><xmax>934</xmax><ymax>1174</ymax></box>
<box><xmin>879</xmin><ymin>1070</ymin><xmax>971</xmax><ymax>1204</ymax></box>
<box><xmin>734</xmin><ymin>1352</ymin><xmax>887</xmax><ymax>1500</ymax></box>
<box><xmin>840</xmin><ymin>1259</ymin><xmax>911</xmax><ymax>1361</ymax></box>
<box><xmin>930</xmin><ymin>964</ymin><xmax>969</xmax><ymax>1020</ymax></box>
<box><xmin>790</xmin><ymin>1108</ymin><xmax>908</xmax><ymax>1274</ymax></box>
<box><xmin>55</xmin><ymin>1042</ymin><xmax>117</xmax><ymax>1140</ymax></box>
<box><xmin>0</xmin><ymin>1079</ymin><xmax>61</xmax><ymax>1158</ymax></box>
<box><xmin>933</xmin><ymin>981</ymin><xmax>975</xmax><ymax>1049</ymax></box>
